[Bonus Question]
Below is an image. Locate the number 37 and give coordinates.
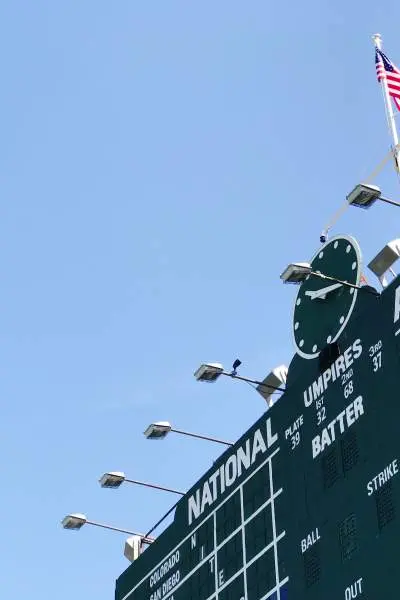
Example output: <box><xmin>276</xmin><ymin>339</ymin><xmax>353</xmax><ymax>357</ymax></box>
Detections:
<box><xmin>372</xmin><ymin>352</ymin><xmax>382</xmax><ymax>372</ymax></box>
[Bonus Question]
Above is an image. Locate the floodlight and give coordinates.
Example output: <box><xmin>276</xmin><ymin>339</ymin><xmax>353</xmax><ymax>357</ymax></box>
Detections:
<box><xmin>99</xmin><ymin>471</ymin><xmax>185</xmax><ymax>495</ymax></box>
<box><xmin>62</xmin><ymin>513</ymin><xmax>87</xmax><ymax>530</ymax></box>
<box><xmin>144</xmin><ymin>421</ymin><xmax>172</xmax><ymax>440</ymax></box>
<box><xmin>347</xmin><ymin>183</ymin><xmax>382</xmax><ymax>208</ymax></box>
<box><xmin>62</xmin><ymin>513</ymin><xmax>152</xmax><ymax>538</ymax></box>
<box><xmin>256</xmin><ymin>365</ymin><xmax>288</xmax><ymax>407</ymax></box>
<box><xmin>99</xmin><ymin>471</ymin><xmax>126</xmax><ymax>488</ymax></box>
<box><xmin>280</xmin><ymin>263</ymin><xmax>312</xmax><ymax>284</ymax></box>
<box><xmin>194</xmin><ymin>363</ymin><xmax>224</xmax><ymax>382</ymax></box>
<box><xmin>124</xmin><ymin>535</ymin><xmax>142</xmax><ymax>562</ymax></box>
<box><xmin>368</xmin><ymin>239</ymin><xmax>400</xmax><ymax>287</ymax></box>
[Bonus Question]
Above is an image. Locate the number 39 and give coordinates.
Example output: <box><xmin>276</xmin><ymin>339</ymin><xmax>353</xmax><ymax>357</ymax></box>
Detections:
<box><xmin>291</xmin><ymin>432</ymin><xmax>300</xmax><ymax>449</ymax></box>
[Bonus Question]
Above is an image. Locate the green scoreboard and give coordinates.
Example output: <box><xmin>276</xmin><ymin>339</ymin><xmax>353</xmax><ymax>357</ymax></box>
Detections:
<box><xmin>116</xmin><ymin>235</ymin><xmax>400</xmax><ymax>600</ymax></box>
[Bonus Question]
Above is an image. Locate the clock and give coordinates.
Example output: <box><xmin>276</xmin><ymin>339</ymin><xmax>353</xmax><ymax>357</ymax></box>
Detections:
<box><xmin>293</xmin><ymin>234</ymin><xmax>361</xmax><ymax>359</ymax></box>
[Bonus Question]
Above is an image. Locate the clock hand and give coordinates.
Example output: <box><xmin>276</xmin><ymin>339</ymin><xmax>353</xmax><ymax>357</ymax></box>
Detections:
<box><xmin>305</xmin><ymin>283</ymin><xmax>343</xmax><ymax>300</ymax></box>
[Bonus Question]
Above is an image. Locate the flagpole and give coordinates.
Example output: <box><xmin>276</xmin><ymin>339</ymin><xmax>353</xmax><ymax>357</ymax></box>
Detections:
<box><xmin>373</xmin><ymin>33</ymin><xmax>400</xmax><ymax>171</ymax></box>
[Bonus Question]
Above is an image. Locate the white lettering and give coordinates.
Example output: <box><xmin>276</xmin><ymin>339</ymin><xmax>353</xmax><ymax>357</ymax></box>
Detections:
<box><xmin>200</xmin><ymin>482</ymin><xmax>213</xmax><ymax>513</ymax></box>
<box><xmin>236</xmin><ymin>441</ymin><xmax>251</xmax><ymax>477</ymax></box>
<box><xmin>266</xmin><ymin>417</ymin><xmax>278</xmax><ymax>448</ymax></box>
<box><xmin>367</xmin><ymin>459</ymin><xmax>399</xmax><ymax>496</ymax></box>
<box><xmin>312</xmin><ymin>397</ymin><xmax>364</xmax><ymax>459</ymax></box>
<box><xmin>303</xmin><ymin>340</ymin><xmax>363</xmax><ymax>407</ymax></box>
<box><xmin>225</xmin><ymin>456</ymin><xmax>237</xmax><ymax>487</ymax></box>
<box><xmin>209</xmin><ymin>556</ymin><xmax>215</xmax><ymax>573</ymax></box>
<box><xmin>149</xmin><ymin>552</ymin><xmax>180</xmax><ymax>588</ymax></box>
<box><xmin>188</xmin><ymin>491</ymin><xmax>200</xmax><ymax>526</ymax></box>
<box><xmin>345</xmin><ymin>577</ymin><xmax>363</xmax><ymax>599</ymax></box>
<box><xmin>394</xmin><ymin>286</ymin><xmax>400</xmax><ymax>324</ymax></box>
<box><xmin>353</xmin><ymin>338</ymin><xmax>362</xmax><ymax>359</ymax></box>
<box><xmin>300</xmin><ymin>528</ymin><xmax>321</xmax><ymax>553</ymax></box>
<box><xmin>285</xmin><ymin>415</ymin><xmax>304</xmax><ymax>439</ymax></box>
<box><xmin>187</xmin><ymin>419</ymin><xmax>278</xmax><ymax>524</ymax></box>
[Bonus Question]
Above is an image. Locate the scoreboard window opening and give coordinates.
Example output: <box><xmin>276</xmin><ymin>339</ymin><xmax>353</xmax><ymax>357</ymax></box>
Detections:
<box><xmin>321</xmin><ymin>446</ymin><xmax>341</xmax><ymax>489</ymax></box>
<box><xmin>376</xmin><ymin>479</ymin><xmax>396</xmax><ymax>530</ymax></box>
<box><xmin>246</xmin><ymin>547</ymin><xmax>277</xmax><ymax>600</ymax></box>
<box><xmin>341</xmin><ymin>429</ymin><xmax>360</xmax><ymax>473</ymax></box>
<box><xmin>243</xmin><ymin>464</ymin><xmax>270</xmax><ymax>518</ymax></box>
<box><xmin>217</xmin><ymin>573</ymin><xmax>245</xmax><ymax>600</ymax></box>
<box><xmin>174</xmin><ymin>560</ymin><xmax>214</xmax><ymax>600</ymax></box>
<box><xmin>320</xmin><ymin>431</ymin><xmax>361</xmax><ymax>494</ymax></box>
<box><xmin>217</xmin><ymin>531</ymin><xmax>243</xmax><ymax>583</ymax></box>
<box><xmin>303</xmin><ymin>545</ymin><xmax>321</xmax><ymax>588</ymax></box>
<box><xmin>216</xmin><ymin>491</ymin><xmax>242</xmax><ymax>544</ymax></box>
<box><xmin>245</xmin><ymin>505</ymin><xmax>274</xmax><ymax>561</ymax></box>
<box><xmin>339</xmin><ymin>514</ymin><xmax>358</xmax><ymax>561</ymax></box>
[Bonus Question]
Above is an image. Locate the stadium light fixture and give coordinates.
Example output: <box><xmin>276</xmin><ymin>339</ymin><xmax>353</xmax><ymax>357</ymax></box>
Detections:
<box><xmin>143</xmin><ymin>421</ymin><xmax>172</xmax><ymax>440</ymax></box>
<box><xmin>346</xmin><ymin>183</ymin><xmax>400</xmax><ymax>209</ymax></box>
<box><xmin>194</xmin><ymin>362</ymin><xmax>286</xmax><ymax>394</ymax></box>
<box><xmin>368</xmin><ymin>239</ymin><xmax>400</xmax><ymax>287</ymax></box>
<box><xmin>144</xmin><ymin>421</ymin><xmax>233</xmax><ymax>446</ymax></box>
<box><xmin>193</xmin><ymin>363</ymin><xmax>224</xmax><ymax>382</ymax></box>
<box><xmin>280</xmin><ymin>263</ymin><xmax>361</xmax><ymax>290</ymax></box>
<box><xmin>61</xmin><ymin>513</ymin><xmax>154</xmax><ymax>544</ymax></box>
<box><xmin>99</xmin><ymin>471</ymin><xmax>185</xmax><ymax>495</ymax></box>
<box><xmin>279</xmin><ymin>263</ymin><xmax>312</xmax><ymax>284</ymax></box>
<box><xmin>256</xmin><ymin>365</ymin><xmax>288</xmax><ymax>407</ymax></box>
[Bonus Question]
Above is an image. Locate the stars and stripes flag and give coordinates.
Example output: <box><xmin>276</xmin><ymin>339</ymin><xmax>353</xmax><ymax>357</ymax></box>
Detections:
<box><xmin>375</xmin><ymin>48</ymin><xmax>400</xmax><ymax>110</ymax></box>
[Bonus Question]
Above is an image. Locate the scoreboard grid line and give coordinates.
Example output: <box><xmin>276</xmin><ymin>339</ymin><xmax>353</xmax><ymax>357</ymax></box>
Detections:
<box><xmin>269</xmin><ymin>456</ymin><xmax>281</xmax><ymax>600</ymax></box>
<box><xmin>215</xmin><ymin>488</ymin><xmax>283</xmax><ymax>552</ymax></box>
<box><xmin>262</xmin><ymin>576</ymin><xmax>290</xmax><ymax>600</ymax></box>
<box><xmin>213</xmin><ymin>511</ymin><xmax>219</xmax><ymax>599</ymax></box>
<box><xmin>245</xmin><ymin>530</ymin><xmax>286</xmax><ymax>570</ymax></box>
<box><xmin>128</xmin><ymin>506</ymin><xmax>286</xmax><ymax>600</ymax></box>
<box><xmin>122</xmin><ymin>447</ymin><xmax>281</xmax><ymax>599</ymax></box>
<box><xmin>122</xmin><ymin>446</ymin><xmax>282</xmax><ymax>600</ymax></box>
<box><xmin>240</xmin><ymin>485</ymin><xmax>249</xmax><ymax>600</ymax></box>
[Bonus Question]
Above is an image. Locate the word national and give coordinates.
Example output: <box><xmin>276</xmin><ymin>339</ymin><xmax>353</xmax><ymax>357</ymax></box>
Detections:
<box><xmin>187</xmin><ymin>418</ymin><xmax>278</xmax><ymax>525</ymax></box>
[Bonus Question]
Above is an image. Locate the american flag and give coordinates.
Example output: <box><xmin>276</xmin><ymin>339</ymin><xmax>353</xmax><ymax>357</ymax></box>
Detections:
<box><xmin>375</xmin><ymin>48</ymin><xmax>400</xmax><ymax>110</ymax></box>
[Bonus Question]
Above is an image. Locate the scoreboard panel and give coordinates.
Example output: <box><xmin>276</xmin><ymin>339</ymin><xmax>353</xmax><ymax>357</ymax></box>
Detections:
<box><xmin>116</xmin><ymin>255</ymin><xmax>400</xmax><ymax>600</ymax></box>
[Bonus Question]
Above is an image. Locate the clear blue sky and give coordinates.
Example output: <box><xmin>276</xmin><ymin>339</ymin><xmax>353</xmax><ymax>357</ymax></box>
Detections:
<box><xmin>1</xmin><ymin>1</ymin><xmax>400</xmax><ymax>598</ymax></box>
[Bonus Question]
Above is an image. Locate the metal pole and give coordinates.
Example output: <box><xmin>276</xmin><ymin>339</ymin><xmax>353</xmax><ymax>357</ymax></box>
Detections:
<box><xmin>380</xmin><ymin>195</ymin><xmax>400</xmax><ymax>207</ymax></box>
<box><xmin>309</xmin><ymin>271</ymin><xmax>378</xmax><ymax>294</ymax></box>
<box><xmin>125</xmin><ymin>478</ymin><xmax>185</xmax><ymax>496</ymax></box>
<box><xmin>310</xmin><ymin>271</ymin><xmax>360</xmax><ymax>290</ymax></box>
<box><xmin>221</xmin><ymin>371</ymin><xmax>285</xmax><ymax>392</ymax></box>
<box><xmin>373</xmin><ymin>33</ymin><xmax>400</xmax><ymax>171</ymax></box>
<box><xmin>86</xmin><ymin>519</ymin><xmax>154</xmax><ymax>544</ymax></box>
<box><xmin>145</xmin><ymin>499</ymin><xmax>181</xmax><ymax>538</ymax></box>
<box><xmin>171</xmin><ymin>427</ymin><xmax>233</xmax><ymax>446</ymax></box>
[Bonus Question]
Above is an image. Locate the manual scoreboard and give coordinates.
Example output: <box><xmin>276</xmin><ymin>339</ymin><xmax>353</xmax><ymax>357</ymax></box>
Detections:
<box><xmin>116</xmin><ymin>236</ymin><xmax>400</xmax><ymax>600</ymax></box>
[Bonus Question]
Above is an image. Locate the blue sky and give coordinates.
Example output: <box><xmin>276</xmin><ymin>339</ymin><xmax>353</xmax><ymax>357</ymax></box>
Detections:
<box><xmin>1</xmin><ymin>1</ymin><xmax>400</xmax><ymax>598</ymax></box>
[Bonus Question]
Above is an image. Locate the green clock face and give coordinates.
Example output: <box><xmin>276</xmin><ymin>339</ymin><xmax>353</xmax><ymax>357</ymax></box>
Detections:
<box><xmin>293</xmin><ymin>234</ymin><xmax>361</xmax><ymax>359</ymax></box>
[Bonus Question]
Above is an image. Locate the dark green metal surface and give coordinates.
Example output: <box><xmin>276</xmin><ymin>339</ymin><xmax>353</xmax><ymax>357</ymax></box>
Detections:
<box><xmin>116</xmin><ymin>245</ymin><xmax>400</xmax><ymax>600</ymax></box>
